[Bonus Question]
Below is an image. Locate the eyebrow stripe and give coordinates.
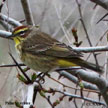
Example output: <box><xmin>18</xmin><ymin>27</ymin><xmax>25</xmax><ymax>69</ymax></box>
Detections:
<box><xmin>14</xmin><ymin>27</ymin><xmax>28</xmax><ymax>35</ymax></box>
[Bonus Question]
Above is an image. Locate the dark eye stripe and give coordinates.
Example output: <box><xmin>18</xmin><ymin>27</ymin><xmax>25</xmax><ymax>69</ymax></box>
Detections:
<box><xmin>18</xmin><ymin>30</ymin><xmax>28</xmax><ymax>35</ymax></box>
<box><xmin>20</xmin><ymin>31</ymin><xmax>25</xmax><ymax>34</ymax></box>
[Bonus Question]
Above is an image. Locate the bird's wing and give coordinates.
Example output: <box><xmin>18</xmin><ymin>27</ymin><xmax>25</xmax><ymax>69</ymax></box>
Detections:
<box><xmin>22</xmin><ymin>30</ymin><xmax>82</xmax><ymax>58</ymax></box>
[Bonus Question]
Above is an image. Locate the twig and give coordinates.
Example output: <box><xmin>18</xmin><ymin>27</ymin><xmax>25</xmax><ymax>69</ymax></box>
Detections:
<box><xmin>0</xmin><ymin>0</ymin><xmax>6</xmax><ymax>12</ymax></box>
<box><xmin>20</xmin><ymin>0</ymin><xmax>34</xmax><ymax>25</ymax></box>
<box><xmin>75</xmin><ymin>0</ymin><xmax>99</xmax><ymax>66</ymax></box>
<box><xmin>33</xmin><ymin>85</ymin><xmax>38</xmax><ymax>104</ymax></box>
<box><xmin>72</xmin><ymin>46</ymin><xmax>108</xmax><ymax>52</ymax></box>
<box><xmin>104</xmin><ymin>42</ymin><xmax>108</xmax><ymax>79</ymax></box>
<box><xmin>39</xmin><ymin>0</ymin><xmax>50</xmax><ymax>29</ymax></box>
<box><xmin>73</xmin><ymin>85</ymin><xmax>78</xmax><ymax>108</ymax></box>
<box><xmin>0</xmin><ymin>20</ymin><xmax>12</xmax><ymax>31</ymax></box>
<box><xmin>53</xmin><ymin>9</ymin><xmax>79</xmax><ymax>38</ymax></box>
<box><xmin>45</xmin><ymin>96</ymin><xmax>54</xmax><ymax>108</ymax></box>
<box><xmin>9</xmin><ymin>52</ymin><xmax>32</xmax><ymax>83</ymax></box>
<box><xmin>96</xmin><ymin>13</ymin><xmax>108</xmax><ymax>24</ymax></box>
<box><xmin>56</xmin><ymin>90</ymin><xmax>106</xmax><ymax>106</ymax></box>
<box><xmin>90</xmin><ymin>0</ymin><xmax>108</xmax><ymax>10</ymax></box>
<box><xmin>81</xmin><ymin>92</ymin><xmax>90</xmax><ymax>108</ymax></box>
<box><xmin>44</xmin><ymin>88</ymin><xmax>106</xmax><ymax>106</ymax></box>
<box><xmin>0</xmin><ymin>63</ymin><xmax>25</xmax><ymax>67</ymax></box>
<box><xmin>53</xmin><ymin>2</ymin><xmax>72</xmax><ymax>44</ymax></box>
<box><xmin>86</xmin><ymin>29</ymin><xmax>108</xmax><ymax>60</ymax></box>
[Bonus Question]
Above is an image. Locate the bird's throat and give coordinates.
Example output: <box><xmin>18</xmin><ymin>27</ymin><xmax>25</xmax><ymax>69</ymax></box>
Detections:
<box><xmin>13</xmin><ymin>37</ymin><xmax>23</xmax><ymax>56</ymax></box>
<box><xmin>13</xmin><ymin>37</ymin><xmax>24</xmax><ymax>48</ymax></box>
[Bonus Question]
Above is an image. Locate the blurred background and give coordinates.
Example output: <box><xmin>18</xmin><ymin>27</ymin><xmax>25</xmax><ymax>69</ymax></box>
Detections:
<box><xmin>0</xmin><ymin>0</ymin><xmax>107</xmax><ymax>108</ymax></box>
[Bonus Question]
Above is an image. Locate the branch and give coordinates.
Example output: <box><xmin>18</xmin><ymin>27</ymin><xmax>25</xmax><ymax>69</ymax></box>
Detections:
<box><xmin>0</xmin><ymin>20</ymin><xmax>12</xmax><ymax>31</ymax></box>
<box><xmin>90</xmin><ymin>0</ymin><xmax>108</xmax><ymax>10</ymax></box>
<box><xmin>72</xmin><ymin>46</ymin><xmax>108</xmax><ymax>52</ymax></box>
<box><xmin>62</xmin><ymin>69</ymin><xmax>108</xmax><ymax>105</ymax></box>
<box><xmin>0</xmin><ymin>30</ymin><xmax>11</xmax><ymax>39</ymax></box>
<box><xmin>43</xmin><ymin>88</ymin><xmax>106</xmax><ymax>106</ymax></box>
<box><xmin>59</xmin><ymin>71</ymin><xmax>98</xmax><ymax>91</ymax></box>
<box><xmin>57</xmin><ymin>90</ymin><xmax>106</xmax><ymax>106</ymax></box>
<box><xmin>20</xmin><ymin>0</ymin><xmax>34</xmax><ymax>25</ymax></box>
<box><xmin>0</xmin><ymin>14</ymin><xmax>22</xmax><ymax>27</ymax></box>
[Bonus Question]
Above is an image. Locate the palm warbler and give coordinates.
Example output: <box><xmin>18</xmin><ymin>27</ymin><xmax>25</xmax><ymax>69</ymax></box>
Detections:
<box><xmin>9</xmin><ymin>26</ymin><xmax>103</xmax><ymax>74</ymax></box>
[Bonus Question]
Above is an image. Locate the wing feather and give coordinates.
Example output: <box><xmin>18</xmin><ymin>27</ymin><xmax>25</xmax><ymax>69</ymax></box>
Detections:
<box><xmin>21</xmin><ymin>29</ymin><xmax>82</xmax><ymax>58</ymax></box>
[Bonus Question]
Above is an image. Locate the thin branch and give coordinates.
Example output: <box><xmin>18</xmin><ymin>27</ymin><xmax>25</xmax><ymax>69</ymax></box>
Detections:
<box><xmin>52</xmin><ymin>8</ymin><xmax>79</xmax><ymax>38</ymax></box>
<box><xmin>53</xmin><ymin>2</ymin><xmax>72</xmax><ymax>44</ymax></box>
<box><xmin>90</xmin><ymin>0</ymin><xmax>108</xmax><ymax>10</ymax></box>
<box><xmin>0</xmin><ymin>14</ymin><xmax>22</xmax><ymax>27</ymax></box>
<box><xmin>73</xmin><ymin>85</ymin><xmax>78</xmax><ymax>108</ymax></box>
<box><xmin>20</xmin><ymin>0</ymin><xmax>34</xmax><ymax>25</ymax></box>
<box><xmin>0</xmin><ymin>0</ymin><xmax>6</xmax><ymax>12</ymax></box>
<box><xmin>96</xmin><ymin>13</ymin><xmax>108</xmax><ymax>24</ymax></box>
<box><xmin>72</xmin><ymin>46</ymin><xmax>108</xmax><ymax>52</ymax></box>
<box><xmin>44</xmin><ymin>88</ymin><xmax>106</xmax><ymax>106</ymax></box>
<box><xmin>86</xmin><ymin>29</ymin><xmax>108</xmax><ymax>60</ymax></box>
<box><xmin>9</xmin><ymin>53</ymin><xmax>32</xmax><ymax>83</ymax></box>
<box><xmin>39</xmin><ymin>0</ymin><xmax>50</xmax><ymax>29</ymax></box>
<box><xmin>33</xmin><ymin>85</ymin><xmax>38</xmax><ymax>104</ymax></box>
<box><xmin>0</xmin><ymin>63</ymin><xmax>25</xmax><ymax>67</ymax></box>
<box><xmin>45</xmin><ymin>96</ymin><xmax>54</xmax><ymax>108</ymax></box>
<box><xmin>75</xmin><ymin>0</ymin><xmax>99</xmax><ymax>66</ymax></box>
<box><xmin>57</xmin><ymin>90</ymin><xmax>106</xmax><ymax>106</ymax></box>
<box><xmin>0</xmin><ymin>20</ymin><xmax>12</xmax><ymax>31</ymax></box>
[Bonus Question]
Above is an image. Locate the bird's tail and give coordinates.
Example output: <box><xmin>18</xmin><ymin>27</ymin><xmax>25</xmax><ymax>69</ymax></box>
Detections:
<box><xmin>57</xmin><ymin>58</ymin><xmax>104</xmax><ymax>74</ymax></box>
<box><xmin>71</xmin><ymin>58</ymin><xmax>104</xmax><ymax>74</ymax></box>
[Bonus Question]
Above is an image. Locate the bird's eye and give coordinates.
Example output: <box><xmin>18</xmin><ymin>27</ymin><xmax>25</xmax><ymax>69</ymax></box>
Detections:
<box><xmin>19</xmin><ymin>31</ymin><xmax>25</xmax><ymax>35</ymax></box>
<box><xmin>15</xmin><ymin>29</ymin><xmax>28</xmax><ymax>37</ymax></box>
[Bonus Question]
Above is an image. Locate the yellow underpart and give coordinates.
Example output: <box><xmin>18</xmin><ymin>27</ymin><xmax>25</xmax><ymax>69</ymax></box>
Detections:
<box><xmin>14</xmin><ymin>27</ymin><xmax>28</xmax><ymax>35</ymax></box>
<box><xmin>57</xmin><ymin>59</ymin><xmax>77</xmax><ymax>67</ymax></box>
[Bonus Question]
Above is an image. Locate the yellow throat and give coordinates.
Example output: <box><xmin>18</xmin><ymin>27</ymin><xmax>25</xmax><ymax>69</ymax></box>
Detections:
<box><xmin>13</xmin><ymin>37</ymin><xmax>24</xmax><ymax>48</ymax></box>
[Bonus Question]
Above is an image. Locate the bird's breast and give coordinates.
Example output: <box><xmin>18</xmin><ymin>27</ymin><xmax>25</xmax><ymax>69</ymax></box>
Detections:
<box><xmin>15</xmin><ymin>44</ymin><xmax>22</xmax><ymax>55</ymax></box>
<box><xmin>18</xmin><ymin>49</ymin><xmax>57</xmax><ymax>72</ymax></box>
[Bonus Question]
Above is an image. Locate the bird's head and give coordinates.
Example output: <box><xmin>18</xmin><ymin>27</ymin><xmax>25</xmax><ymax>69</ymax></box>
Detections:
<box><xmin>10</xmin><ymin>26</ymin><xmax>30</xmax><ymax>46</ymax></box>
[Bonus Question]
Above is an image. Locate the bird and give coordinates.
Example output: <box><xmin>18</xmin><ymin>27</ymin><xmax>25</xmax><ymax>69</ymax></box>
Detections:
<box><xmin>9</xmin><ymin>25</ymin><xmax>103</xmax><ymax>74</ymax></box>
